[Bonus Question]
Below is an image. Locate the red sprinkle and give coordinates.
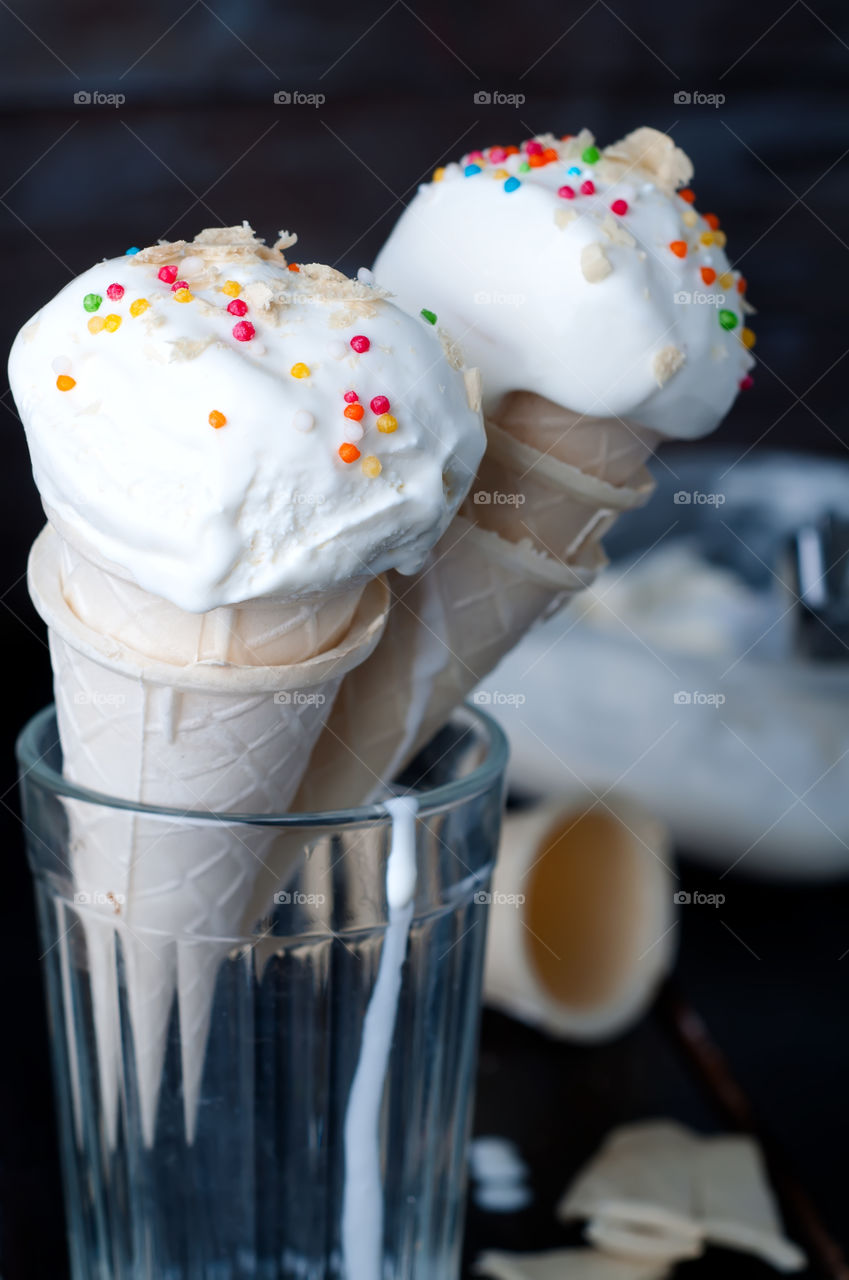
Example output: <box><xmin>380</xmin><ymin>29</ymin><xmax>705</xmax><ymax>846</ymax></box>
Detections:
<box><xmin>287</xmin><ymin>263</ymin><xmax>300</xmax><ymax>272</ymax></box>
<box><xmin>171</xmin><ymin>280</ymin><xmax>189</xmax><ymax>293</ymax></box>
<box><xmin>350</xmin><ymin>335</ymin><xmax>370</xmax><ymax>353</ymax></box>
<box><xmin>339</xmin><ymin>442</ymin><xmax>361</xmax><ymax>463</ymax></box>
<box><xmin>739</xmin><ymin>375</ymin><xmax>754</xmax><ymax>391</ymax></box>
<box><xmin>344</xmin><ymin>403</ymin><xmax>365</xmax><ymax>421</ymax></box>
<box><xmin>678</xmin><ymin>188</ymin><xmax>696</xmax><ymax>204</ymax></box>
<box><xmin>704</xmin><ymin>213</ymin><xmax>720</xmax><ymax>230</ymax></box>
<box><xmin>701</xmin><ymin>266</ymin><xmax>717</xmax><ymax>285</ymax></box>
<box><xmin>343</xmin><ymin>390</ymin><xmax>359</xmax><ymax>403</ymax></box>
<box><xmin>580</xmin><ymin>179</ymin><xmax>595</xmax><ymax>196</ymax></box>
<box><xmin>158</xmin><ymin>265</ymin><xmax>178</xmax><ymax>284</ymax></box>
<box><xmin>610</xmin><ymin>198</ymin><xmax>629</xmax><ymax>216</ymax></box>
<box><xmin>370</xmin><ymin>395</ymin><xmax>390</xmax><ymax>415</ymax></box>
<box><xmin>557</xmin><ymin>185</ymin><xmax>576</xmax><ymax>200</ymax></box>
<box><xmin>232</xmin><ymin>320</ymin><xmax>255</xmax><ymax>342</ymax></box>
<box><xmin>106</xmin><ymin>283</ymin><xmax>124</xmax><ymax>300</ymax></box>
<box><xmin>227</xmin><ymin>298</ymin><xmax>248</xmax><ymax>316</ymax></box>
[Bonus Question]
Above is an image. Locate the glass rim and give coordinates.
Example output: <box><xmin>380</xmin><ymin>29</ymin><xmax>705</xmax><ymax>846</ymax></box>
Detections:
<box><xmin>17</xmin><ymin>702</ymin><xmax>508</xmax><ymax>828</ymax></box>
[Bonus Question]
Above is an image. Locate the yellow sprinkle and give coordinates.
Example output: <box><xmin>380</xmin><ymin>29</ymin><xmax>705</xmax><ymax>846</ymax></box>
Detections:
<box><xmin>290</xmin><ymin>362</ymin><xmax>310</xmax><ymax>379</ymax></box>
<box><xmin>493</xmin><ymin>168</ymin><xmax>509</xmax><ymax>179</ymax></box>
<box><xmin>713</xmin><ymin>230</ymin><xmax>727</xmax><ymax>248</ymax></box>
<box><xmin>87</xmin><ymin>316</ymin><xmax>105</xmax><ymax>334</ymax></box>
<box><xmin>432</xmin><ymin>167</ymin><xmax>446</xmax><ymax>183</ymax></box>
<box><xmin>699</xmin><ymin>231</ymin><xmax>715</xmax><ymax>247</ymax></box>
<box><xmin>104</xmin><ymin>314</ymin><xmax>122</xmax><ymax>332</ymax></box>
<box><xmin>129</xmin><ymin>298</ymin><xmax>149</xmax><ymax>317</ymax></box>
<box><xmin>682</xmin><ymin>209</ymin><xmax>698</xmax><ymax>227</ymax></box>
<box><xmin>56</xmin><ymin>374</ymin><xmax>76</xmax><ymax>391</ymax></box>
<box><xmin>361</xmin><ymin>455</ymin><xmax>382</xmax><ymax>478</ymax></box>
<box><xmin>741</xmin><ymin>327</ymin><xmax>756</xmax><ymax>349</ymax></box>
<box><xmin>376</xmin><ymin>413</ymin><xmax>397</xmax><ymax>434</ymax></box>
<box><xmin>174</xmin><ymin>288</ymin><xmax>193</xmax><ymax>303</ymax></box>
<box><xmin>719</xmin><ymin>271</ymin><xmax>733</xmax><ymax>289</ymax></box>
<box><xmin>222</xmin><ymin>280</ymin><xmax>241</xmax><ymax>296</ymax></box>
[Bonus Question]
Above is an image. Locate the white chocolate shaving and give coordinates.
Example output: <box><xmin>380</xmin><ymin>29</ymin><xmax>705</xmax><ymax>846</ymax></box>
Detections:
<box><xmin>581</xmin><ymin>243</ymin><xmax>612</xmax><ymax>283</ymax></box>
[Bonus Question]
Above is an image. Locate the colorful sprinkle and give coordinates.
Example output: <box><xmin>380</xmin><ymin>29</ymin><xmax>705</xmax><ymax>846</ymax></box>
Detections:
<box><xmin>503</xmin><ymin>176</ymin><xmax>521</xmax><ymax>193</ymax></box>
<box><xmin>293</xmin><ymin>410</ymin><xmax>315</xmax><ymax>432</ymax></box>
<box><xmin>700</xmin><ymin>267</ymin><xmax>717</xmax><ymax>285</ymax></box>
<box><xmin>158</xmin><ymin>265</ymin><xmax>178</xmax><ymax>284</ymax></box>
<box><xmin>83</xmin><ymin>293</ymin><xmax>102</xmax><ymax>313</ymax></box>
<box><xmin>344</xmin><ymin>403</ymin><xmax>365</xmax><ymax>421</ymax></box>
<box><xmin>580</xmin><ymin>180</ymin><xmax>595</xmax><ymax>196</ymax></box>
<box><xmin>567</xmin><ymin>166</ymin><xmax>581</xmax><ymax>176</ymax></box>
<box><xmin>557</xmin><ymin>185</ymin><xmax>576</xmax><ymax>200</ymax></box>
<box><xmin>125</xmin><ymin>246</ymin><xmax>140</xmax><ymax>255</ymax></box>
<box><xmin>343</xmin><ymin>421</ymin><xmax>364</xmax><ymax>443</ymax></box>
<box><xmin>610</xmin><ymin>198</ymin><xmax>629</xmax><ymax>216</ymax></box>
<box><xmin>350</xmin><ymin>335</ymin><xmax>370</xmax><ymax>353</ymax></box>
<box><xmin>420</xmin><ymin>308</ymin><xmax>437</xmax><ymax>324</ymax></box>
<box><xmin>493</xmin><ymin>168</ymin><xmax>509</xmax><ymax>179</ymax></box>
<box><xmin>517</xmin><ymin>161</ymin><xmax>530</xmax><ymax>174</ymax></box>
<box><xmin>104</xmin><ymin>314</ymin><xmax>122</xmax><ymax>332</ymax></box>
<box><xmin>741</xmin><ymin>327</ymin><xmax>756</xmax><ymax>348</ymax></box>
<box><xmin>370</xmin><ymin>395</ymin><xmax>390</xmax><ymax>415</ymax></box>
<box><xmin>209</xmin><ymin>410</ymin><xmax>227</xmax><ymax>429</ymax></box>
<box><xmin>290</xmin><ymin>362</ymin><xmax>310</xmax><ymax>378</ymax></box>
<box><xmin>739</xmin><ymin>374</ymin><xmax>754</xmax><ymax>390</ymax></box>
<box><xmin>227</xmin><ymin>298</ymin><xmax>248</xmax><ymax>316</ymax></box>
<box><xmin>528</xmin><ymin>153</ymin><xmax>547</xmax><ymax>169</ymax></box>
<box><xmin>703</xmin><ymin>213</ymin><xmax>720</xmax><ymax>230</ymax></box>
<box><xmin>669</xmin><ymin>240</ymin><xmax>687</xmax><ymax>258</ymax></box>
<box><xmin>56</xmin><ymin>374</ymin><xmax>75</xmax><ymax>391</ymax></box>
<box><xmin>222</xmin><ymin>280</ymin><xmax>241</xmax><ymax>296</ymax></box>
<box><xmin>171</xmin><ymin>280</ymin><xmax>188</xmax><ymax>292</ymax></box>
<box><xmin>737</xmin><ymin>276</ymin><xmax>747</xmax><ymax>294</ymax></box>
<box><xmin>678</xmin><ymin>189</ymin><xmax>696</xmax><ymax>204</ymax></box>
<box><xmin>339</xmin><ymin>442</ymin><xmax>361</xmax><ymax>464</ymax></box>
<box><xmin>713</xmin><ymin>230</ymin><xmax>727</xmax><ymax>248</ymax></box>
<box><xmin>233</xmin><ymin>320</ymin><xmax>255</xmax><ymax>342</ymax></box>
<box><xmin>129</xmin><ymin>298</ymin><xmax>149</xmax><ymax>317</ymax></box>
<box><xmin>361</xmin><ymin>455</ymin><xmax>382</xmax><ymax>478</ymax></box>
<box><xmin>343</xmin><ymin>390</ymin><xmax>359</xmax><ymax>403</ymax></box>
<box><xmin>525</xmin><ymin>141</ymin><xmax>544</xmax><ymax>156</ymax></box>
<box><xmin>718</xmin><ymin>271</ymin><xmax>733</xmax><ymax>289</ymax></box>
<box><xmin>376</xmin><ymin>413</ymin><xmax>397</xmax><ymax>434</ymax></box>
<box><xmin>718</xmin><ymin>309</ymin><xmax>738</xmax><ymax>330</ymax></box>
<box><xmin>287</xmin><ymin>263</ymin><xmax>300</xmax><ymax>272</ymax></box>
<box><xmin>582</xmin><ymin>145</ymin><xmax>600</xmax><ymax>164</ymax></box>
<box><xmin>543</xmin><ymin>147</ymin><xmax>558</xmax><ymax>163</ymax></box>
<box><xmin>489</xmin><ymin>147</ymin><xmax>507</xmax><ymax>164</ymax></box>
<box><xmin>87</xmin><ymin>316</ymin><xmax>105</xmax><ymax>334</ymax></box>
<box><xmin>700</xmin><ymin>231</ymin><xmax>715</xmax><ymax>247</ymax></box>
<box><xmin>432</xmin><ymin>167</ymin><xmax>446</xmax><ymax>183</ymax></box>
<box><xmin>106</xmin><ymin>283</ymin><xmax>124</xmax><ymax>301</ymax></box>
<box><xmin>173</xmin><ymin>288</ymin><xmax>193</xmax><ymax>303</ymax></box>
<box><xmin>682</xmin><ymin>209</ymin><xmax>698</xmax><ymax>227</ymax></box>
<box><xmin>465</xmin><ymin>163</ymin><xmax>482</xmax><ymax>177</ymax></box>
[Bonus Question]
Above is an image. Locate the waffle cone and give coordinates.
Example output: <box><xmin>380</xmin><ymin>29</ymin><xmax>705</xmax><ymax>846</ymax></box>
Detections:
<box><xmin>29</xmin><ymin>524</ymin><xmax>388</xmax><ymax>1146</ymax></box>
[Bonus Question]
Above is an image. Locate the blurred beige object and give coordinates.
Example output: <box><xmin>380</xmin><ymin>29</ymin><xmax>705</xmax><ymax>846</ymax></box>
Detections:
<box><xmin>292</xmin><ymin>518</ymin><xmax>602</xmax><ymax>813</ymax></box>
<box><xmin>29</xmin><ymin>524</ymin><xmax>389</xmax><ymax>1147</ymax></box>
<box><xmin>484</xmin><ymin>798</ymin><xmax>674</xmax><ymax>1041</ymax></box>
<box><xmin>558</xmin><ymin>1121</ymin><xmax>805</xmax><ymax>1272</ymax></box>
<box><xmin>474</xmin><ymin>1248</ymin><xmax>671</xmax><ymax>1280</ymax></box>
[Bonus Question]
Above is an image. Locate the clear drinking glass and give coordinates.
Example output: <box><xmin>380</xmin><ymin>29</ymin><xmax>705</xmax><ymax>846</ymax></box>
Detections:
<box><xmin>17</xmin><ymin>703</ymin><xmax>507</xmax><ymax>1280</ymax></box>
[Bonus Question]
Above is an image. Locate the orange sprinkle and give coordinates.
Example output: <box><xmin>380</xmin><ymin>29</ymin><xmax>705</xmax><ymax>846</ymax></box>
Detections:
<box><xmin>209</xmin><ymin>410</ymin><xmax>227</xmax><ymax>429</ymax></box>
<box><xmin>528</xmin><ymin>153</ymin><xmax>546</xmax><ymax>168</ymax></box>
<box><xmin>737</xmin><ymin>276</ymin><xmax>747</xmax><ymax>294</ymax></box>
<box><xmin>287</xmin><ymin>263</ymin><xmax>300</xmax><ymax>272</ymax></box>
<box><xmin>505</xmin><ymin>145</ymin><xmax>520</xmax><ymax>156</ymax></box>
<box><xmin>344</xmin><ymin>403</ymin><xmax>365</xmax><ymax>421</ymax></box>
<box><xmin>339</xmin><ymin>442</ymin><xmax>361</xmax><ymax>464</ymax></box>
<box><xmin>700</xmin><ymin>267</ymin><xmax>716</xmax><ymax>285</ymax></box>
<box><xmin>703</xmin><ymin>213</ymin><xmax>720</xmax><ymax>230</ymax></box>
<box><xmin>542</xmin><ymin>147</ymin><xmax>558</xmax><ymax>163</ymax></box>
<box><xmin>56</xmin><ymin>374</ymin><xmax>76</xmax><ymax>391</ymax></box>
<box><xmin>669</xmin><ymin>240</ymin><xmax>687</xmax><ymax>258</ymax></box>
<box><xmin>678</xmin><ymin>188</ymin><xmax>696</xmax><ymax>204</ymax></box>
<box><xmin>741</xmin><ymin>327</ymin><xmax>756</xmax><ymax>349</ymax></box>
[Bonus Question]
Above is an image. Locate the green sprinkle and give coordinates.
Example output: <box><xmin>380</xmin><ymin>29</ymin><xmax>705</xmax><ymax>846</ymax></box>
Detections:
<box><xmin>582</xmin><ymin>146</ymin><xmax>600</xmax><ymax>164</ymax></box>
<box><xmin>518</xmin><ymin>160</ymin><xmax>530</xmax><ymax>173</ymax></box>
<box><xmin>420</xmin><ymin>308</ymin><xmax>437</xmax><ymax>325</ymax></box>
<box><xmin>718</xmin><ymin>309</ymin><xmax>738</xmax><ymax>331</ymax></box>
<box><xmin>83</xmin><ymin>293</ymin><xmax>102</xmax><ymax>313</ymax></box>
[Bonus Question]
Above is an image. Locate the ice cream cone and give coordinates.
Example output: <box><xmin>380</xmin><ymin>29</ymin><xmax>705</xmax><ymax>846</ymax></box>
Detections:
<box><xmin>29</xmin><ymin>524</ymin><xmax>389</xmax><ymax>1145</ymax></box>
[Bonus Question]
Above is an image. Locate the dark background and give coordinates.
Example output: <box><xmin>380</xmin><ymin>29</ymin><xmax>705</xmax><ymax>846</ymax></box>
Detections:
<box><xmin>1</xmin><ymin>1</ymin><xmax>848</xmax><ymax>1276</ymax></box>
